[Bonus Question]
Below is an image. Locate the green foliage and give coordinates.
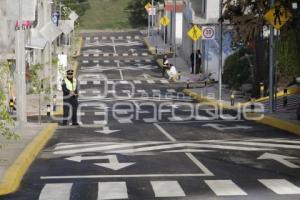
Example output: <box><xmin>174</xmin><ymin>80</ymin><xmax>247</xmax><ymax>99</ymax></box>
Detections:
<box><xmin>223</xmin><ymin>48</ymin><xmax>254</xmax><ymax>89</ymax></box>
<box><xmin>126</xmin><ymin>0</ymin><xmax>164</xmax><ymax>28</ymax></box>
<box><xmin>59</xmin><ymin>0</ymin><xmax>90</xmax><ymax>18</ymax></box>
<box><xmin>0</xmin><ymin>62</ymin><xmax>19</xmax><ymax>143</ymax></box>
<box><xmin>29</xmin><ymin>63</ymin><xmax>44</xmax><ymax>94</ymax></box>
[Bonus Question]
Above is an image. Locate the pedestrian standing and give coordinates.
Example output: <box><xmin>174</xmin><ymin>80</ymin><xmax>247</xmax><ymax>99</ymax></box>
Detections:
<box><xmin>62</xmin><ymin>69</ymin><xmax>79</xmax><ymax>126</ymax></box>
<box><xmin>196</xmin><ymin>49</ymin><xmax>202</xmax><ymax>74</ymax></box>
<box><xmin>162</xmin><ymin>55</ymin><xmax>169</xmax><ymax>77</ymax></box>
<box><xmin>190</xmin><ymin>52</ymin><xmax>195</xmax><ymax>74</ymax></box>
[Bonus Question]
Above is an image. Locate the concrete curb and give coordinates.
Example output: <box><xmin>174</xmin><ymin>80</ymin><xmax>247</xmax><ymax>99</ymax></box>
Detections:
<box><xmin>183</xmin><ymin>88</ymin><xmax>300</xmax><ymax>136</ymax></box>
<box><xmin>143</xmin><ymin>37</ymin><xmax>156</xmax><ymax>55</ymax></box>
<box><xmin>0</xmin><ymin>123</ymin><xmax>58</xmax><ymax>195</ymax></box>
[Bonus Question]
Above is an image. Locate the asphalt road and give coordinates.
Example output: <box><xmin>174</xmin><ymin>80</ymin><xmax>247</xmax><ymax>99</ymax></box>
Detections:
<box><xmin>1</xmin><ymin>30</ymin><xmax>300</xmax><ymax>200</ymax></box>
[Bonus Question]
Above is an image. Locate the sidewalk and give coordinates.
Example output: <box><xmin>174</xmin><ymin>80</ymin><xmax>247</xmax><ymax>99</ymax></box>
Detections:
<box><xmin>144</xmin><ymin>32</ymin><xmax>300</xmax><ymax>136</ymax></box>
<box><xmin>0</xmin><ymin>123</ymin><xmax>57</xmax><ymax>195</ymax></box>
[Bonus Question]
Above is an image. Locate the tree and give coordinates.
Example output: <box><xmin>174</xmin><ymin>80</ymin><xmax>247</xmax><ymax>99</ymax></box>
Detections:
<box><xmin>223</xmin><ymin>0</ymin><xmax>270</xmax><ymax>97</ymax></box>
<box><xmin>55</xmin><ymin>0</ymin><xmax>90</xmax><ymax>19</ymax></box>
<box><xmin>126</xmin><ymin>0</ymin><xmax>164</xmax><ymax>27</ymax></box>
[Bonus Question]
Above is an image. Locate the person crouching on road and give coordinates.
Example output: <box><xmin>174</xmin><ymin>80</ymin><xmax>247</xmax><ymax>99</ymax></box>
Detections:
<box><xmin>166</xmin><ymin>63</ymin><xmax>179</xmax><ymax>81</ymax></box>
<box><xmin>62</xmin><ymin>69</ymin><xmax>79</xmax><ymax>126</ymax></box>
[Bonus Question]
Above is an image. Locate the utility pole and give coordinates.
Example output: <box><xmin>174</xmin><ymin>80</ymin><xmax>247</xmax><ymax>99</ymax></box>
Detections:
<box><xmin>16</xmin><ymin>0</ymin><xmax>27</xmax><ymax>125</ymax></box>
<box><xmin>269</xmin><ymin>0</ymin><xmax>275</xmax><ymax>113</ymax></box>
<box><xmin>151</xmin><ymin>0</ymin><xmax>154</xmax><ymax>43</ymax></box>
<box><xmin>218</xmin><ymin>0</ymin><xmax>223</xmax><ymax>102</ymax></box>
<box><xmin>173</xmin><ymin>0</ymin><xmax>177</xmax><ymax>67</ymax></box>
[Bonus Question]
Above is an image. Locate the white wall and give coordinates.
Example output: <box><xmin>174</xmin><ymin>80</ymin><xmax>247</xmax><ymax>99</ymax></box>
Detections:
<box><xmin>175</xmin><ymin>12</ymin><xmax>183</xmax><ymax>44</ymax></box>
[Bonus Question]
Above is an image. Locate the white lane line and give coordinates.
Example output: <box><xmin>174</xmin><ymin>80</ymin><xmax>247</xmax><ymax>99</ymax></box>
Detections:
<box><xmin>151</xmin><ymin>181</ymin><xmax>185</xmax><ymax>197</ymax></box>
<box><xmin>143</xmin><ymin>118</ymin><xmax>159</xmax><ymax>123</ymax></box>
<box><xmin>217</xmin><ymin>141</ymin><xmax>300</xmax><ymax>149</ymax></box>
<box><xmin>118</xmin><ymin>119</ymin><xmax>133</xmax><ymax>124</ymax></box>
<box><xmin>94</xmin><ymin>121</ymin><xmax>107</xmax><ymax>125</ymax></box>
<box><xmin>142</xmin><ymin>53</ymin><xmax>148</xmax><ymax>56</ymax></box>
<box><xmin>39</xmin><ymin>183</ymin><xmax>73</xmax><ymax>200</ymax></box>
<box><xmin>104</xmin><ymin>60</ymin><xmax>110</xmax><ymax>63</ymax></box>
<box><xmin>124</xmin><ymin>60</ymin><xmax>131</xmax><ymax>63</ymax></box>
<box><xmin>112</xmin><ymin>38</ymin><xmax>117</xmax><ymax>55</ymax></box>
<box><xmin>82</xmin><ymin>60</ymin><xmax>89</xmax><ymax>63</ymax></box>
<box><xmin>122</xmin><ymin>53</ymin><xmax>128</xmax><ymax>56</ymax></box>
<box><xmin>92</xmin><ymin>90</ymin><xmax>101</xmax><ymax>94</ymax></box>
<box><xmin>118</xmin><ymin>36</ymin><xmax>123</xmax><ymax>39</ymax></box>
<box><xmin>134</xmin><ymin>36</ymin><xmax>140</xmax><ymax>39</ymax></box>
<box><xmin>119</xmin><ymin>70</ymin><xmax>124</xmax><ymax>80</ymax></box>
<box><xmin>168</xmin><ymin>117</ymin><xmax>185</xmax><ymax>122</ymax></box>
<box><xmin>54</xmin><ymin>142</ymin><xmax>165</xmax><ymax>155</ymax></box>
<box><xmin>41</xmin><ymin>173</ymin><xmax>213</xmax><ymax>179</ymax></box>
<box><xmin>132</xmin><ymin>53</ymin><xmax>138</xmax><ymax>56</ymax></box>
<box><xmin>94</xmin><ymin>37</ymin><xmax>99</xmax><ymax>40</ymax></box>
<box><xmin>107</xmin><ymin>81</ymin><xmax>114</xmax><ymax>84</ymax></box>
<box><xmin>93</xmin><ymin>60</ymin><xmax>99</xmax><ymax>63</ymax></box>
<box><xmin>102</xmin><ymin>36</ymin><xmax>107</xmax><ymax>40</ymax></box>
<box><xmin>83</xmin><ymin>54</ymin><xmax>89</xmax><ymax>57</ymax></box>
<box><xmin>126</xmin><ymin>36</ymin><xmax>131</xmax><ymax>39</ymax></box>
<box><xmin>94</xmin><ymin>80</ymin><xmax>101</xmax><ymax>84</ymax></box>
<box><xmin>205</xmin><ymin>180</ymin><xmax>247</xmax><ymax>196</ymax></box>
<box><xmin>95</xmin><ymin>112</ymin><xmax>106</xmax><ymax>115</ymax></box>
<box><xmin>133</xmin><ymin>80</ymin><xmax>142</xmax><ymax>84</ymax></box>
<box><xmin>153</xmin><ymin>123</ymin><xmax>214</xmax><ymax>176</ymax></box>
<box><xmin>103</xmin><ymin>53</ymin><xmax>109</xmax><ymax>57</ymax></box>
<box><xmin>94</xmin><ymin>54</ymin><xmax>99</xmax><ymax>57</ymax></box>
<box><xmin>86</xmin><ymin>37</ymin><xmax>90</xmax><ymax>40</ymax></box>
<box><xmin>147</xmin><ymin>80</ymin><xmax>155</xmax><ymax>84</ymax></box>
<box><xmin>98</xmin><ymin>182</ymin><xmax>128</xmax><ymax>200</ymax></box>
<box><xmin>258</xmin><ymin>179</ymin><xmax>300</xmax><ymax>194</ymax></box>
<box><xmin>247</xmin><ymin>138</ymin><xmax>300</xmax><ymax>144</ymax></box>
<box><xmin>77</xmin><ymin>112</ymin><xmax>85</xmax><ymax>116</ymax></box>
<box><xmin>110</xmin><ymin>36</ymin><xmax>116</xmax><ymax>40</ymax></box>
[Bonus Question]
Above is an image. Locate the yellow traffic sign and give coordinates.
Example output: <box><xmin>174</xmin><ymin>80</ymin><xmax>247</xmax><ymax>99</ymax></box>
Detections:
<box><xmin>264</xmin><ymin>4</ymin><xmax>292</xmax><ymax>30</ymax></box>
<box><xmin>160</xmin><ymin>16</ymin><xmax>170</xmax><ymax>27</ymax></box>
<box><xmin>187</xmin><ymin>25</ymin><xmax>202</xmax><ymax>41</ymax></box>
<box><xmin>145</xmin><ymin>3</ymin><xmax>152</xmax><ymax>11</ymax></box>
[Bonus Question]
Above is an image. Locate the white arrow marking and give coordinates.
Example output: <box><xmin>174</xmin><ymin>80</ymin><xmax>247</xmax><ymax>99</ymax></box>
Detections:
<box><xmin>202</xmin><ymin>123</ymin><xmax>252</xmax><ymax>131</ymax></box>
<box><xmin>66</xmin><ymin>155</ymin><xmax>135</xmax><ymax>171</ymax></box>
<box><xmin>258</xmin><ymin>153</ymin><xmax>300</xmax><ymax>168</ymax></box>
<box><xmin>95</xmin><ymin>127</ymin><xmax>120</xmax><ymax>135</ymax></box>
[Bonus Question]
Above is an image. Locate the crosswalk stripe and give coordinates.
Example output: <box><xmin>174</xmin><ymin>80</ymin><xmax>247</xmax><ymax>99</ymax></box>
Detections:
<box><xmin>94</xmin><ymin>37</ymin><xmax>99</xmax><ymax>40</ymax></box>
<box><xmin>167</xmin><ymin>89</ymin><xmax>176</xmax><ymax>93</ymax></box>
<box><xmin>98</xmin><ymin>182</ymin><xmax>128</xmax><ymax>200</ymax></box>
<box><xmin>258</xmin><ymin>179</ymin><xmax>300</xmax><ymax>194</ymax></box>
<box><xmin>83</xmin><ymin>54</ymin><xmax>89</xmax><ymax>57</ymax></box>
<box><xmin>152</xmin><ymin>89</ymin><xmax>160</xmax><ymax>93</ymax></box>
<box><xmin>104</xmin><ymin>60</ymin><xmax>110</xmax><ymax>63</ymax></box>
<box><xmin>39</xmin><ymin>183</ymin><xmax>73</xmax><ymax>200</ymax></box>
<box><xmin>151</xmin><ymin>181</ymin><xmax>185</xmax><ymax>197</ymax></box>
<box><xmin>86</xmin><ymin>37</ymin><xmax>90</xmax><ymax>40</ymax></box>
<box><xmin>93</xmin><ymin>60</ymin><xmax>99</xmax><ymax>63</ymax></box>
<box><xmin>120</xmin><ymin>80</ymin><xmax>129</xmax><ymax>84</ymax></box>
<box><xmin>147</xmin><ymin>80</ymin><xmax>155</xmax><ymax>84</ymax></box>
<box><xmin>118</xmin><ymin>119</ymin><xmax>133</xmax><ymax>124</ymax></box>
<box><xmin>160</xmin><ymin>80</ymin><xmax>169</xmax><ymax>84</ymax></box>
<box><xmin>83</xmin><ymin>60</ymin><xmax>89</xmax><ymax>63</ymax></box>
<box><xmin>137</xmin><ymin>90</ymin><xmax>146</xmax><ymax>93</ymax></box>
<box><xmin>80</xmin><ymin>80</ymin><xmax>87</xmax><ymax>85</ymax></box>
<box><xmin>102</xmin><ymin>36</ymin><xmax>107</xmax><ymax>40</ymax></box>
<box><xmin>205</xmin><ymin>180</ymin><xmax>247</xmax><ymax>196</ymax></box>
<box><xmin>133</xmin><ymin>80</ymin><xmax>142</xmax><ymax>84</ymax></box>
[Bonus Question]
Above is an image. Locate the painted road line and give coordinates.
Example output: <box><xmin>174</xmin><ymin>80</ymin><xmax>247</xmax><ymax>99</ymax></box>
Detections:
<box><xmin>258</xmin><ymin>179</ymin><xmax>300</xmax><ymax>194</ymax></box>
<box><xmin>126</xmin><ymin>36</ymin><xmax>131</xmax><ymax>39</ymax></box>
<box><xmin>160</xmin><ymin>80</ymin><xmax>169</xmax><ymax>84</ymax></box>
<box><xmin>119</xmin><ymin>70</ymin><xmax>124</xmax><ymax>80</ymax></box>
<box><xmin>205</xmin><ymin>180</ymin><xmax>247</xmax><ymax>196</ymax></box>
<box><xmin>110</xmin><ymin>36</ymin><xmax>116</xmax><ymax>40</ymax></box>
<box><xmin>118</xmin><ymin>36</ymin><xmax>123</xmax><ymax>39</ymax></box>
<box><xmin>147</xmin><ymin>80</ymin><xmax>155</xmax><ymax>84</ymax></box>
<box><xmin>94</xmin><ymin>54</ymin><xmax>99</xmax><ymax>57</ymax></box>
<box><xmin>83</xmin><ymin>54</ymin><xmax>89</xmax><ymax>57</ymax></box>
<box><xmin>163</xmin><ymin>149</ymin><xmax>215</xmax><ymax>153</ymax></box>
<box><xmin>107</xmin><ymin>81</ymin><xmax>114</xmax><ymax>84</ymax></box>
<box><xmin>118</xmin><ymin>119</ymin><xmax>133</xmax><ymax>124</ymax></box>
<box><xmin>103</xmin><ymin>53</ymin><xmax>109</xmax><ymax>57</ymax></box>
<box><xmin>98</xmin><ymin>182</ymin><xmax>128</xmax><ymax>200</ymax></box>
<box><xmin>143</xmin><ymin>118</ymin><xmax>159</xmax><ymax>123</ymax></box>
<box><xmin>94</xmin><ymin>37</ymin><xmax>99</xmax><ymax>40</ymax></box>
<box><xmin>135</xmin><ymin>59</ymin><xmax>141</xmax><ymax>62</ymax></box>
<box><xmin>54</xmin><ymin>142</ymin><xmax>166</xmax><ymax>155</ymax></box>
<box><xmin>102</xmin><ymin>37</ymin><xmax>107</xmax><ymax>40</ymax></box>
<box><xmin>168</xmin><ymin>117</ymin><xmax>185</xmax><ymax>122</ymax></box>
<box><xmin>133</xmin><ymin>80</ymin><xmax>142</xmax><ymax>84</ymax></box>
<box><xmin>39</xmin><ymin>183</ymin><xmax>73</xmax><ymax>200</ymax></box>
<box><xmin>93</xmin><ymin>60</ymin><xmax>99</xmax><ymax>63</ymax></box>
<box><xmin>95</xmin><ymin>112</ymin><xmax>106</xmax><ymax>116</ymax></box>
<box><xmin>152</xmin><ymin>89</ymin><xmax>160</xmax><ymax>93</ymax></box>
<box><xmin>142</xmin><ymin>53</ymin><xmax>148</xmax><ymax>56</ymax></box>
<box><xmin>80</xmin><ymin>80</ymin><xmax>87</xmax><ymax>85</ymax></box>
<box><xmin>247</xmin><ymin>138</ymin><xmax>300</xmax><ymax>144</ymax></box>
<box><xmin>104</xmin><ymin>60</ymin><xmax>110</xmax><ymax>63</ymax></box>
<box><xmin>132</xmin><ymin>53</ymin><xmax>138</xmax><ymax>56</ymax></box>
<box><xmin>216</xmin><ymin>141</ymin><xmax>300</xmax><ymax>149</ymax></box>
<box><xmin>94</xmin><ymin>121</ymin><xmax>107</xmax><ymax>125</ymax></box>
<box><xmin>137</xmin><ymin>90</ymin><xmax>146</xmax><ymax>93</ymax></box>
<box><xmin>167</xmin><ymin>89</ymin><xmax>176</xmax><ymax>93</ymax></box>
<box><xmin>122</xmin><ymin>53</ymin><xmax>128</xmax><ymax>56</ymax></box>
<box><xmin>145</xmin><ymin>59</ymin><xmax>152</xmax><ymax>62</ymax></box>
<box><xmin>124</xmin><ymin>60</ymin><xmax>130</xmax><ymax>63</ymax></box>
<box><xmin>151</xmin><ymin>181</ymin><xmax>185</xmax><ymax>198</ymax></box>
<box><xmin>120</xmin><ymin>80</ymin><xmax>129</xmax><ymax>84</ymax></box>
<box><xmin>134</xmin><ymin>36</ymin><xmax>140</xmax><ymax>39</ymax></box>
<box><xmin>86</xmin><ymin>37</ymin><xmax>90</xmax><ymax>40</ymax></box>
<box><xmin>94</xmin><ymin>80</ymin><xmax>101</xmax><ymax>84</ymax></box>
<box><xmin>42</xmin><ymin>173</ymin><xmax>212</xmax><ymax>179</ymax></box>
<box><xmin>92</xmin><ymin>90</ymin><xmax>101</xmax><ymax>94</ymax></box>
<box><xmin>82</xmin><ymin>60</ymin><xmax>89</xmax><ymax>64</ymax></box>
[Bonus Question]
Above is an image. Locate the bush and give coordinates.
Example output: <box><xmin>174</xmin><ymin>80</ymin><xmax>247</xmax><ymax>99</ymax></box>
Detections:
<box><xmin>223</xmin><ymin>48</ymin><xmax>254</xmax><ymax>90</ymax></box>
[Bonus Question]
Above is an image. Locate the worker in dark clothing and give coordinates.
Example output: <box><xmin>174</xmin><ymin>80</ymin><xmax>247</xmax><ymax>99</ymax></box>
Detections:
<box><xmin>190</xmin><ymin>52</ymin><xmax>195</xmax><ymax>74</ymax></box>
<box><xmin>61</xmin><ymin>69</ymin><xmax>79</xmax><ymax>126</ymax></box>
<box><xmin>196</xmin><ymin>49</ymin><xmax>202</xmax><ymax>74</ymax></box>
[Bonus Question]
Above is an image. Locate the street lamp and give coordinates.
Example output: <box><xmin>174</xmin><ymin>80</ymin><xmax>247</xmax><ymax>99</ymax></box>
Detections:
<box><xmin>292</xmin><ymin>1</ymin><xmax>298</xmax><ymax>9</ymax></box>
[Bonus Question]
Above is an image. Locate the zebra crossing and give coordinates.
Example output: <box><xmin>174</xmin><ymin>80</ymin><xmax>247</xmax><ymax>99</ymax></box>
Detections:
<box><xmin>80</xmin><ymin>59</ymin><xmax>153</xmax><ymax>65</ymax></box>
<box><xmin>38</xmin><ymin>179</ymin><xmax>300</xmax><ymax>199</ymax></box>
<box><xmin>82</xmin><ymin>52</ymin><xmax>149</xmax><ymax>57</ymax></box>
<box><xmin>85</xmin><ymin>35</ymin><xmax>141</xmax><ymax>41</ymax></box>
